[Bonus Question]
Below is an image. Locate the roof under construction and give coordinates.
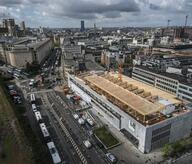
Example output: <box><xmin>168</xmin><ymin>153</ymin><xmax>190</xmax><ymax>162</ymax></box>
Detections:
<box><xmin>84</xmin><ymin>74</ymin><xmax>166</xmax><ymax>116</ymax></box>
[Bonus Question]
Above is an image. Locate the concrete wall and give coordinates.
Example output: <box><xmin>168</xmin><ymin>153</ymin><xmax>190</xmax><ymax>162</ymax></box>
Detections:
<box><xmin>6</xmin><ymin>50</ymin><xmax>33</xmax><ymax>67</ymax></box>
<box><xmin>144</xmin><ymin>111</ymin><xmax>192</xmax><ymax>153</ymax></box>
<box><xmin>36</xmin><ymin>39</ymin><xmax>52</xmax><ymax>64</ymax></box>
<box><xmin>68</xmin><ymin>74</ymin><xmax>192</xmax><ymax>153</ymax></box>
<box><xmin>1</xmin><ymin>38</ymin><xmax>52</xmax><ymax>68</ymax></box>
<box><xmin>68</xmin><ymin>75</ymin><xmax>147</xmax><ymax>152</ymax></box>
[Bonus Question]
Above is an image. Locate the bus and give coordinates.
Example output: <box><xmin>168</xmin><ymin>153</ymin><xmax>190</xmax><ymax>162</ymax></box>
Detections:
<box><xmin>34</xmin><ymin>111</ymin><xmax>42</xmax><ymax>122</ymax></box>
<box><xmin>31</xmin><ymin>104</ymin><xmax>37</xmax><ymax>112</ymax></box>
<box><xmin>39</xmin><ymin>123</ymin><xmax>50</xmax><ymax>138</ymax></box>
<box><xmin>30</xmin><ymin>93</ymin><xmax>36</xmax><ymax>104</ymax></box>
<box><xmin>47</xmin><ymin>142</ymin><xmax>61</xmax><ymax>164</ymax></box>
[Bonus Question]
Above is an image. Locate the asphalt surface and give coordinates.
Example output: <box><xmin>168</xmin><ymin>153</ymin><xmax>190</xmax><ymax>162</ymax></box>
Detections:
<box><xmin>46</xmin><ymin>91</ymin><xmax>109</xmax><ymax>164</ymax></box>
<box><xmin>11</xmin><ymin>48</ymin><xmax>111</xmax><ymax>164</ymax></box>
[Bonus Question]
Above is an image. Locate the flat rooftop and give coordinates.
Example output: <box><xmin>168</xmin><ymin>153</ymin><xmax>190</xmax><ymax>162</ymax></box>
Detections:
<box><xmin>85</xmin><ymin>74</ymin><xmax>165</xmax><ymax>116</ymax></box>
<box><xmin>113</xmin><ymin>72</ymin><xmax>181</xmax><ymax>105</ymax></box>
<box><xmin>84</xmin><ymin>72</ymin><xmax>182</xmax><ymax>116</ymax></box>
<box><xmin>135</xmin><ymin>65</ymin><xmax>192</xmax><ymax>86</ymax></box>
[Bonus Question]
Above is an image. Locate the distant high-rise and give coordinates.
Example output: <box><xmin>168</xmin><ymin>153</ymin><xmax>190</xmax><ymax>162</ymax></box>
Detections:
<box><xmin>2</xmin><ymin>19</ymin><xmax>8</xmax><ymax>28</ymax></box>
<box><xmin>2</xmin><ymin>18</ymin><xmax>15</xmax><ymax>36</ymax></box>
<box><xmin>20</xmin><ymin>21</ymin><xmax>25</xmax><ymax>31</ymax></box>
<box><xmin>80</xmin><ymin>20</ymin><xmax>85</xmax><ymax>32</ymax></box>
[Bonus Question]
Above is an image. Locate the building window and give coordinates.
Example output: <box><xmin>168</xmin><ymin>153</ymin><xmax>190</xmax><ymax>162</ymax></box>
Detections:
<box><xmin>129</xmin><ymin>120</ymin><xmax>136</xmax><ymax>132</ymax></box>
<box><xmin>179</xmin><ymin>85</ymin><xmax>188</xmax><ymax>90</ymax></box>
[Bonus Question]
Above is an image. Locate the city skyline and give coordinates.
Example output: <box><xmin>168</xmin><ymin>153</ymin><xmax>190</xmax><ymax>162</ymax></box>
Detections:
<box><xmin>0</xmin><ymin>0</ymin><xmax>192</xmax><ymax>28</ymax></box>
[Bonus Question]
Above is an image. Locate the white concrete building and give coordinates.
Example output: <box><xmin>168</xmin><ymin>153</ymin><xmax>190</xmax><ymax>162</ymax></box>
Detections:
<box><xmin>132</xmin><ymin>66</ymin><xmax>192</xmax><ymax>102</ymax></box>
<box><xmin>68</xmin><ymin>73</ymin><xmax>192</xmax><ymax>153</ymax></box>
<box><xmin>0</xmin><ymin>37</ymin><xmax>53</xmax><ymax>67</ymax></box>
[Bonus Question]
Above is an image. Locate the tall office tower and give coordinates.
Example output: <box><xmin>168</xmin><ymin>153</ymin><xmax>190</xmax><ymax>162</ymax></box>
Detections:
<box><xmin>2</xmin><ymin>19</ymin><xmax>8</xmax><ymax>28</ymax></box>
<box><xmin>80</xmin><ymin>20</ymin><xmax>85</xmax><ymax>32</ymax></box>
<box><xmin>4</xmin><ymin>18</ymin><xmax>16</xmax><ymax>36</ymax></box>
<box><xmin>20</xmin><ymin>21</ymin><xmax>26</xmax><ymax>31</ymax></box>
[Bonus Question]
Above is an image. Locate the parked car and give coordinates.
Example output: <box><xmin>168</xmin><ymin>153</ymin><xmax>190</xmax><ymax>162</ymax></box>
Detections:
<box><xmin>106</xmin><ymin>153</ymin><xmax>117</xmax><ymax>163</ymax></box>
<box><xmin>73</xmin><ymin>114</ymin><xmax>79</xmax><ymax>120</ymax></box>
<box><xmin>78</xmin><ymin>118</ymin><xmax>85</xmax><ymax>125</ymax></box>
<box><xmin>83</xmin><ymin>140</ymin><xmax>92</xmax><ymax>149</ymax></box>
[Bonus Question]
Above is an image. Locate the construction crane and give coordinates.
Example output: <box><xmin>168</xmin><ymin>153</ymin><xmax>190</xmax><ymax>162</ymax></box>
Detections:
<box><xmin>185</xmin><ymin>15</ymin><xmax>188</xmax><ymax>27</ymax></box>
<box><xmin>167</xmin><ymin>19</ymin><xmax>171</xmax><ymax>28</ymax></box>
<box><xmin>118</xmin><ymin>63</ymin><xmax>122</xmax><ymax>81</ymax></box>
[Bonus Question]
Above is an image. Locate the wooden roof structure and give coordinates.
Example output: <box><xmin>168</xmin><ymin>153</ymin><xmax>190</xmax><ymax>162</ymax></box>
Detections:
<box><xmin>85</xmin><ymin>75</ymin><xmax>165</xmax><ymax>116</ymax></box>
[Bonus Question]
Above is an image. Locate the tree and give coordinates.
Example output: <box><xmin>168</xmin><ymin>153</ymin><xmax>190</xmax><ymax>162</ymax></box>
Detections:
<box><xmin>162</xmin><ymin>144</ymin><xmax>172</xmax><ymax>158</ymax></box>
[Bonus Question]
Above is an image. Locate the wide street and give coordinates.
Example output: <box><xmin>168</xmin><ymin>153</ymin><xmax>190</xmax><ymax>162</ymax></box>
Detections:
<box><xmin>11</xmin><ymin>48</ymin><xmax>112</xmax><ymax>164</ymax></box>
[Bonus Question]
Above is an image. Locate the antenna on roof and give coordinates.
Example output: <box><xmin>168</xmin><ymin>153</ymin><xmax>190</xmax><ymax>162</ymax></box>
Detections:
<box><xmin>185</xmin><ymin>15</ymin><xmax>188</xmax><ymax>27</ymax></box>
<box><xmin>167</xmin><ymin>19</ymin><xmax>171</xmax><ymax>28</ymax></box>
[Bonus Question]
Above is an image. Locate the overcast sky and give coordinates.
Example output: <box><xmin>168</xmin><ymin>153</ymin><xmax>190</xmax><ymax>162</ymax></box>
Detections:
<box><xmin>0</xmin><ymin>0</ymin><xmax>192</xmax><ymax>28</ymax></box>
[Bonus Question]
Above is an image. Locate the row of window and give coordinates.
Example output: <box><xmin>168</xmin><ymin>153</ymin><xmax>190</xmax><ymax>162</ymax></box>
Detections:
<box><xmin>132</xmin><ymin>73</ymin><xmax>154</xmax><ymax>85</ymax></box>
<box><xmin>156</xmin><ymin>79</ymin><xmax>177</xmax><ymax>89</ymax></box>
<box><xmin>151</xmin><ymin>130</ymin><xmax>170</xmax><ymax>143</ymax></box>
<box><xmin>134</xmin><ymin>68</ymin><xmax>178</xmax><ymax>84</ymax></box>
<box><xmin>133</xmin><ymin>71</ymin><xmax>154</xmax><ymax>81</ymax></box>
<box><xmin>134</xmin><ymin>68</ymin><xmax>156</xmax><ymax>77</ymax></box>
<box><xmin>179</xmin><ymin>85</ymin><xmax>188</xmax><ymax>90</ymax></box>
<box><xmin>70</xmin><ymin>77</ymin><xmax>121</xmax><ymax>119</ymax></box>
<box><xmin>181</xmin><ymin>95</ymin><xmax>192</xmax><ymax>102</ymax></box>
<box><xmin>133</xmin><ymin>69</ymin><xmax>155</xmax><ymax>80</ymax></box>
<box><xmin>156</xmin><ymin>83</ymin><xmax>176</xmax><ymax>94</ymax></box>
<box><xmin>178</xmin><ymin>89</ymin><xmax>192</xmax><ymax>98</ymax></box>
<box><xmin>152</xmin><ymin>124</ymin><xmax>171</xmax><ymax>136</ymax></box>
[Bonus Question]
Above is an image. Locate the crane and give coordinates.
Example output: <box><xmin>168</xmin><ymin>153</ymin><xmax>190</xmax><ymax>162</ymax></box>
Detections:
<box><xmin>167</xmin><ymin>19</ymin><xmax>171</xmax><ymax>28</ymax></box>
<box><xmin>185</xmin><ymin>15</ymin><xmax>188</xmax><ymax>27</ymax></box>
<box><xmin>118</xmin><ymin>63</ymin><xmax>122</xmax><ymax>81</ymax></box>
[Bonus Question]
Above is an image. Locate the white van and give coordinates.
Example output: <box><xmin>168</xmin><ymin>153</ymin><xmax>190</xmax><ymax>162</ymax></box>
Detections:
<box><xmin>32</xmin><ymin>104</ymin><xmax>37</xmax><ymax>112</ymax></box>
<box><xmin>83</xmin><ymin>140</ymin><xmax>92</xmax><ymax>149</ymax></box>
<box><xmin>78</xmin><ymin>118</ymin><xmax>85</xmax><ymax>125</ymax></box>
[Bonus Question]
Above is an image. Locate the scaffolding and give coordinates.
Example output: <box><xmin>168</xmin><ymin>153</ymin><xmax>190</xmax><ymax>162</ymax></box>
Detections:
<box><xmin>84</xmin><ymin>74</ymin><xmax>167</xmax><ymax>125</ymax></box>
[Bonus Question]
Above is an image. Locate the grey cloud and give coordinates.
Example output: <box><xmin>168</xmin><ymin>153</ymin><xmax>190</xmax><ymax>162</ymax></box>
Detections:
<box><xmin>43</xmin><ymin>0</ymin><xmax>140</xmax><ymax>19</ymax></box>
<box><xmin>149</xmin><ymin>3</ymin><xmax>160</xmax><ymax>10</ymax></box>
<box><xmin>68</xmin><ymin>0</ymin><xmax>140</xmax><ymax>14</ymax></box>
<box><xmin>103</xmin><ymin>12</ymin><xmax>122</xmax><ymax>18</ymax></box>
<box><xmin>0</xmin><ymin>0</ymin><xmax>23</xmax><ymax>6</ymax></box>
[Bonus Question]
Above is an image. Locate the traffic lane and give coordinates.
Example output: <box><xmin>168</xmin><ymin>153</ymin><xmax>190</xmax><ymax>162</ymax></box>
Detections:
<box><xmin>44</xmin><ymin>94</ymin><xmax>89</xmax><ymax>164</ymax></box>
<box><xmin>40</xmin><ymin>94</ymin><xmax>81</xmax><ymax>164</ymax></box>
<box><xmin>54</xmin><ymin>92</ymin><xmax>111</xmax><ymax>163</ymax></box>
<box><xmin>46</xmin><ymin>93</ymin><xmax>93</xmax><ymax>164</ymax></box>
<box><xmin>41</xmin><ymin>107</ymin><xmax>79</xmax><ymax>164</ymax></box>
<box><xmin>47</xmin><ymin>92</ymin><xmax>107</xmax><ymax>164</ymax></box>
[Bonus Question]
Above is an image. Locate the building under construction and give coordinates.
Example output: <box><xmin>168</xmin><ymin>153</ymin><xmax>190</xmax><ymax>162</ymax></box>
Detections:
<box><xmin>68</xmin><ymin>72</ymin><xmax>192</xmax><ymax>153</ymax></box>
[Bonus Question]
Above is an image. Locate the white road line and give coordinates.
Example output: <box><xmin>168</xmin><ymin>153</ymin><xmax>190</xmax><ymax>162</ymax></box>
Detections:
<box><xmin>46</xmin><ymin>97</ymin><xmax>88</xmax><ymax>164</ymax></box>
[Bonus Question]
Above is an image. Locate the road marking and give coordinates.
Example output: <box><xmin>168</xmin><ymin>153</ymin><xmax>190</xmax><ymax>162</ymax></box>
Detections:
<box><xmin>27</xmin><ymin>89</ymin><xmax>53</xmax><ymax>94</ymax></box>
<box><xmin>46</xmin><ymin>95</ymin><xmax>88</xmax><ymax>164</ymax></box>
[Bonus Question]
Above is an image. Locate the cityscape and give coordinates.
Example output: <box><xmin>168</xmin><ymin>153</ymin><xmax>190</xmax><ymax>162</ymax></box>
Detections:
<box><xmin>1</xmin><ymin>1</ymin><xmax>192</xmax><ymax>164</ymax></box>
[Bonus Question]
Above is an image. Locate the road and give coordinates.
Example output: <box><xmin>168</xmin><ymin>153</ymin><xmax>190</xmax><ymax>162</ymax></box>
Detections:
<box><xmin>13</xmin><ymin>47</ymin><xmax>112</xmax><ymax>164</ymax></box>
<box><xmin>37</xmin><ymin>90</ymin><xmax>109</xmax><ymax>164</ymax></box>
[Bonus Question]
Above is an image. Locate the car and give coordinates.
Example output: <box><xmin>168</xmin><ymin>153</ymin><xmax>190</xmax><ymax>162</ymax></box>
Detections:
<box><xmin>32</xmin><ymin>104</ymin><xmax>37</xmax><ymax>112</ymax></box>
<box><xmin>88</xmin><ymin>130</ymin><xmax>93</xmax><ymax>136</ymax></box>
<box><xmin>13</xmin><ymin>96</ymin><xmax>22</xmax><ymax>104</ymax></box>
<box><xmin>73</xmin><ymin>114</ymin><xmax>79</xmax><ymax>120</ymax></box>
<box><xmin>106</xmin><ymin>153</ymin><xmax>117</xmax><ymax>163</ymax></box>
<box><xmin>78</xmin><ymin>118</ymin><xmax>85</xmax><ymax>125</ymax></box>
<box><xmin>7</xmin><ymin>85</ymin><xmax>15</xmax><ymax>90</ymax></box>
<box><xmin>86</xmin><ymin>118</ymin><xmax>94</xmax><ymax>126</ymax></box>
<box><xmin>9</xmin><ymin>90</ymin><xmax>17</xmax><ymax>96</ymax></box>
<box><xmin>83</xmin><ymin>140</ymin><xmax>92</xmax><ymax>149</ymax></box>
<box><xmin>7</xmin><ymin>69</ymin><xmax>13</xmax><ymax>75</ymax></box>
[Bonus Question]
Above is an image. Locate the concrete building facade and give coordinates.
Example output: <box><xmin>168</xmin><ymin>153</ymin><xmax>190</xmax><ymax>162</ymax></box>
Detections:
<box><xmin>68</xmin><ymin>74</ymin><xmax>192</xmax><ymax>153</ymax></box>
<box><xmin>0</xmin><ymin>38</ymin><xmax>53</xmax><ymax>67</ymax></box>
<box><xmin>132</xmin><ymin>66</ymin><xmax>192</xmax><ymax>102</ymax></box>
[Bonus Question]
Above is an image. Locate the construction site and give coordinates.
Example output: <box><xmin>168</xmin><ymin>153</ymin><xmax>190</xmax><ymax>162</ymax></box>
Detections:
<box><xmin>67</xmin><ymin>71</ymin><xmax>192</xmax><ymax>153</ymax></box>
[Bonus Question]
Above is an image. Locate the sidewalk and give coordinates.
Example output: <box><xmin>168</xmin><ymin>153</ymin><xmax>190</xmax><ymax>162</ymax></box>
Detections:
<box><xmin>88</xmin><ymin>107</ymin><xmax>164</xmax><ymax>164</ymax></box>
